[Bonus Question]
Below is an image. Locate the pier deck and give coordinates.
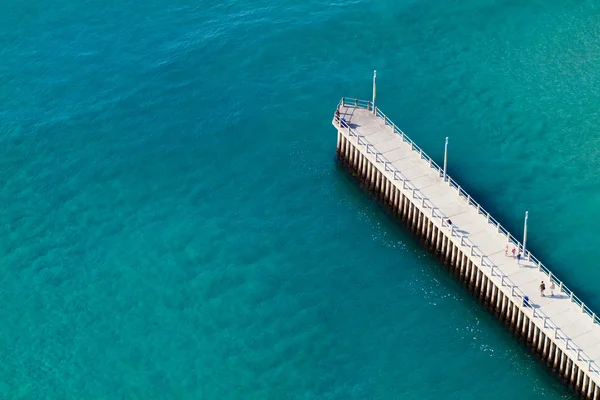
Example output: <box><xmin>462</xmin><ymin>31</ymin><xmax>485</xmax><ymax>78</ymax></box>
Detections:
<box><xmin>335</xmin><ymin>99</ymin><xmax>600</xmax><ymax>391</ymax></box>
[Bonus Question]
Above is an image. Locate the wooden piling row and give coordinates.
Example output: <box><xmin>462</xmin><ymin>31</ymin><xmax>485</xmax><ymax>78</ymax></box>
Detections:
<box><xmin>336</xmin><ymin>132</ymin><xmax>599</xmax><ymax>399</ymax></box>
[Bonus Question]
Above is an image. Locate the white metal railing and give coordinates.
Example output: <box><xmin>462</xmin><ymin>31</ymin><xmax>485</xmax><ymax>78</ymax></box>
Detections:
<box><xmin>335</xmin><ymin>97</ymin><xmax>600</xmax><ymax>376</ymax></box>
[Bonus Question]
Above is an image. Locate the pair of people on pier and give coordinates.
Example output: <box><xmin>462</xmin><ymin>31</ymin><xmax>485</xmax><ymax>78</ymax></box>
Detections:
<box><xmin>505</xmin><ymin>245</ymin><xmax>516</xmax><ymax>257</ymax></box>
<box><xmin>539</xmin><ymin>281</ymin><xmax>556</xmax><ymax>297</ymax></box>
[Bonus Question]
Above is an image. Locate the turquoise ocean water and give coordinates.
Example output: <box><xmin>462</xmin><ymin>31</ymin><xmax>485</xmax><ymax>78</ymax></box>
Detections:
<box><xmin>2</xmin><ymin>0</ymin><xmax>600</xmax><ymax>398</ymax></box>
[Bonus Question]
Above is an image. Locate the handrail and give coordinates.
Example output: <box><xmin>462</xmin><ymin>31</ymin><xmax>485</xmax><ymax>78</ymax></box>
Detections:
<box><xmin>335</xmin><ymin>97</ymin><xmax>600</xmax><ymax>375</ymax></box>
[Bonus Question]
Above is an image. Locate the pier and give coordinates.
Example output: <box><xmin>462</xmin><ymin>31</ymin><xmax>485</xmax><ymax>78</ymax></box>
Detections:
<box><xmin>333</xmin><ymin>97</ymin><xmax>600</xmax><ymax>398</ymax></box>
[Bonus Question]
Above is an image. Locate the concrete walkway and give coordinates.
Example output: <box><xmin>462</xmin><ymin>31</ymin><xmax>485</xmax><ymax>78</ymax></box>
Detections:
<box><xmin>338</xmin><ymin>104</ymin><xmax>600</xmax><ymax>371</ymax></box>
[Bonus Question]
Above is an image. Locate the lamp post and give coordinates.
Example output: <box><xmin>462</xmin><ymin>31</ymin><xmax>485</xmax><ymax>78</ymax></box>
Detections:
<box><xmin>443</xmin><ymin>137</ymin><xmax>449</xmax><ymax>181</ymax></box>
<box><xmin>372</xmin><ymin>70</ymin><xmax>377</xmax><ymax>114</ymax></box>
<box><xmin>523</xmin><ymin>211</ymin><xmax>529</xmax><ymax>259</ymax></box>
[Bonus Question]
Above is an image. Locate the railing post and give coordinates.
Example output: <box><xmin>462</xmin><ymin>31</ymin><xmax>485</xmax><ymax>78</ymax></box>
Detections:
<box><xmin>511</xmin><ymin>286</ymin><xmax>515</xmax><ymax>296</ymax></box>
<box><xmin>582</xmin><ymin>302</ymin><xmax>585</xmax><ymax>312</ymax></box>
<box><xmin>501</xmin><ymin>276</ymin><xmax>505</xmax><ymax>286</ymax></box>
<box><xmin>341</xmin><ymin>97</ymin><xmax>345</xmax><ymax>107</ymax></box>
<box><xmin>355</xmin><ymin>99</ymin><xmax>358</xmax><ymax>107</ymax></box>
<box><xmin>467</xmin><ymin>194</ymin><xmax>471</xmax><ymax>204</ymax></box>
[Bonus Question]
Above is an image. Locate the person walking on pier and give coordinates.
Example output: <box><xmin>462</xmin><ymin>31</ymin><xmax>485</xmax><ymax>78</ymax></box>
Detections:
<box><xmin>540</xmin><ymin>281</ymin><xmax>546</xmax><ymax>297</ymax></box>
<box><xmin>550</xmin><ymin>281</ymin><xmax>555</xmax><ymax>297</ymax></box>
<box><xmin>516</xmin><ymin>252</ymin><xmax>521</xmax><ymax>265</ymax></box>
<box><xmin>511</xmin><ymin>247</ymin><xmax>516</xmax><ymax>258</ymax></box>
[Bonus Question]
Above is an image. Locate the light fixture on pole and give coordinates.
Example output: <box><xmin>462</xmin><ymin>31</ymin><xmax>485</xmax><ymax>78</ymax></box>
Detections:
<box><xmin>372</xmin><ymin>70</ymin><xmax>377</xmax><ymax>114</ymax></box>
<box><xmin>522</xmin><ymin>211</ymin><xmax>529</xmax><ymax>259</ymax></box>
<box><xmin>443</xmin><ymin>137</ymin><xmax>449</xmax><ymax>181</ymax></box>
